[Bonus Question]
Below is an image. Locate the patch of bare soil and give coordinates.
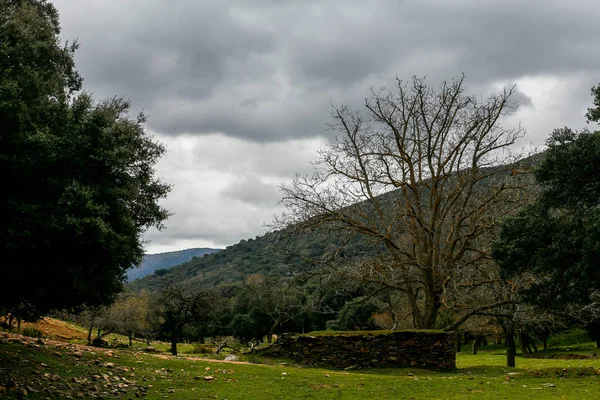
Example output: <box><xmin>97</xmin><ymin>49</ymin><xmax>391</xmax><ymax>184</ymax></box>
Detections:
<box><xmin>20</xmin><ymin>316</ymin><xmax>88</xmax><ymax>341</ymax></box>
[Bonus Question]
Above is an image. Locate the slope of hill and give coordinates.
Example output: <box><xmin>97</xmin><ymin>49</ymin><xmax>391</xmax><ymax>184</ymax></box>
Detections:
<box><xmin>129</xmin><ymin>154</ymin><xmax>541</xmax><ymax>292</ymax></box>
<box><xmin>127</xmin><ymin>248</ymin><xmax>220</xmax><ymax>281</ymax></box>
<box><xmin>128</xmin><ymin>229</ymin><xmax>376</xmax><ymax>292</ymax></box>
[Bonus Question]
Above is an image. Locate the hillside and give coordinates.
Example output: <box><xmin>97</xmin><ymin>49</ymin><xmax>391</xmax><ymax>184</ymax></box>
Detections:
<box><xmin>128</xmin><ymin>228</ymin><xmax>377</xmax><ymax>292</ymax></box>
<box><xmin>127</xmin><ymin>248</ymin><xmax>220</xmax><ymax>281</ymax></box>
<box><xmin>130</xmin><ymin>154</ymin><xmax>541</xmax><ymax>293</ymax></box>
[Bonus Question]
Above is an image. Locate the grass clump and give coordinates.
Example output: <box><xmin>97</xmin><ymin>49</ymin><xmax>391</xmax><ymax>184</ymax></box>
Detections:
<box><xmin>186</xmin><ymin>343</ymin><xmax>216</xmax><ymax>354</ymax></box>
<box><xmin>21</xmin><ymin>326</ymin><xmax>44</xmax><ymax>338</ymax></box>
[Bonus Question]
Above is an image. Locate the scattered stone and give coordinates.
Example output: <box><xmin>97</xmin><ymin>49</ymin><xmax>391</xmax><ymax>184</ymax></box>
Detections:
<box><xmin>106</xmin><ymin>351</ymin><xmax>115</xmax><ymax>357</ymax></box>
<box><xmin>105</xmin><ymin>363</ymin><xmax>115</xmax><ymax>368</ymax></box>
<box><xmin>542</xmin><ymin>383</ymin><xmax>556</xmax><ymax>388</ymax></box>
<box><xmin>204</xmin><ymin>376</ymin><xmax>214</xmax><ymax>381</ymax></box>
<box><xmin>224</xmin><ymin>354</ymin><xmax>238</xmax><ymax>361</ymax></box>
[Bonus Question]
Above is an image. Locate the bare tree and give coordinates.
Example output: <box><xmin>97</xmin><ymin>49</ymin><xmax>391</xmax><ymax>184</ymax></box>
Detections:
<box><xmin>277</xmin><ymin>75</ymin><xmax>529</xmax><ymax>329</ymax></box>
<box><xmin>242</xmin><ymin>274</ymin><xmax>307</xmax><ymax>343</ymax></box>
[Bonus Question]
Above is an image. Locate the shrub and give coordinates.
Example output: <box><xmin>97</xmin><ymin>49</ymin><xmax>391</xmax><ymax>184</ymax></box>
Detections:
<box><xmin>22</xmin><ymin>326</ymin><xmax>44</xmax><ymax>338</ymax></box>
<box><xmin>187</xmin><ymin>343</ymin><xmax>215</xmax><ymax>354</ymax></box>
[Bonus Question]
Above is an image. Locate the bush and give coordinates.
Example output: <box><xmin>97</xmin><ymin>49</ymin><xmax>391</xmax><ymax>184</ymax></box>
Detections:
<box><xmin>22</xmin><ymin>326</ymin><xmax>44</xmax><ymax>338</ymax></box>
<box><xmin>186</xmin><ymin>343</ymin><xmax>215</xmax><ymax>354</ymax></box>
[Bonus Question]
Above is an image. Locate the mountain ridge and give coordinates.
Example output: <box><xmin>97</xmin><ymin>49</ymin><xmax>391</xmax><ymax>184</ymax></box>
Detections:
<box><xmin>127</xmin><ymin>247</ymin><xmax>221</xmax><ymax>281</ymax></box>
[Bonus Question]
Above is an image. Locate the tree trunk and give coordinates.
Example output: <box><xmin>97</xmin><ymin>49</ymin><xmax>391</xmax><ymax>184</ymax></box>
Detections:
<box><xmin>170</xmin><ymin>329</ymin><xmax>178</xmax><ymax>356</ymax></box>
<box><xmin>541</xmin><ymin>328</ymin><xmax>549</xmax><ymax>350</ymax></box>
<box><xmin>421</xmin><ymin>290</ymin><xmax>441</xmax><ymax>329</ymax></box>
<box><xmin>505</xmin><ymin>322</ymin><xmax>516</xmax><ymax>368</ymax></box>
<box><xmin>268</xmin><ymin>320</ymin><xmax>278</xmax><ymax>344</ymax></box>
<box><xmin>87</xmin><ymin>325</ymin><xmax>93</xmax><ymax>343</ymax></box>
<box><xmin>128</xmin><ymin>331</ymin><xmax>133</xmax><ymax>347</ymax></box>
<box><xmin>472</xmin><ymin>336</ymin><xmax>483</xmax><ymax>355</ymax></box>
<box><xmin>530</xmin><ymin>339</ymin><xmax>538</xmax><ymax>353</ymax></box>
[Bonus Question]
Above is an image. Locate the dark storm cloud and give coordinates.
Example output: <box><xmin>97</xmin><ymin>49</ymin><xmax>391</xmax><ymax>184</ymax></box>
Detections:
<box><xmin>54</xmin><ymin>0</ymin><xmax>600</xmax><ymax>143</ymax></box>
<box><xmin>51</xmin><ymin>0</ymin><xmax>600</xmax><ymax>251</ymax></box>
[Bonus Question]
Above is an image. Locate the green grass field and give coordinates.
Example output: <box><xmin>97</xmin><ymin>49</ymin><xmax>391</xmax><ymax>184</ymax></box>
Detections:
<box><xmin>1</xmin><ymin>330</ymin><xmax>598</xmax><ymax>399</ymax></box>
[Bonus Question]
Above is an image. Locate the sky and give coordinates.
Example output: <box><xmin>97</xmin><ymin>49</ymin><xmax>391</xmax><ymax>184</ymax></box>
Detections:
<box><xmin>51</xmin><ymin>0</ymin><xmax>600</xmax><ymax>254</ymax></box>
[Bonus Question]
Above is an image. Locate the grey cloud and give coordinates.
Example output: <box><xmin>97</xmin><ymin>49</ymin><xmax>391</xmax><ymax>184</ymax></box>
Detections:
<box><xmin>49</xmin><ymin>0</ymin><xmax>600</xmax><ymax>253</ymax></box>
<box><xmin>222</xmin><ymin>175</ymin><xmax>281</xmax><ymax>207</ymax></box>
<box><xmin>510</xmin><ymin>88</ymin><xmax>534</xmax><ymax>110</ymax></box>
<box><xmin>54</xmin><ymin>0</ymin><xmax>600</xmax><ymax>143</ymax></box>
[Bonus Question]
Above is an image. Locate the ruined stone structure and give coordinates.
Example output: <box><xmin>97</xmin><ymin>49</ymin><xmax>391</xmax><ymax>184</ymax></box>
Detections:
<box><xmin>258</xmin><ymin>330</ymin><xmax>456</xmax><ymax>371</ymax></box>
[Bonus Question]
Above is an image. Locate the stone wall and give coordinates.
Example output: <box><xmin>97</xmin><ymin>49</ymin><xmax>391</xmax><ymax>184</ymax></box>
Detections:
<box><xmin>259</xmin><ymin>330</ymin><xmax>456</xmax><ymax>371</ymax></box>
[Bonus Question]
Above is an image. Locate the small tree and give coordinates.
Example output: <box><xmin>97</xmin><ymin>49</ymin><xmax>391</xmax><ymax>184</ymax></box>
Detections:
<box><xmin>242</xmin><ymin>275</ymin><xmax>307</xmax><ymax>343</ymax></box>
<box><xmin>158</xmin><ymin>283</ymin><xmax>217</xmax><ymax>356</ymax></box>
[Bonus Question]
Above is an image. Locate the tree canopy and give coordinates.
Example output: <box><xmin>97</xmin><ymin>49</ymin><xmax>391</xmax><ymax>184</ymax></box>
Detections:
<box><xmin>0</xmin><ymin>0</ymin><xmax>170</xmax><ymax>319</ymax></box>
<box><xmin>494</xmin><ymin>127</ymin><xmax>600</xmax><ymax>317</ymax></box>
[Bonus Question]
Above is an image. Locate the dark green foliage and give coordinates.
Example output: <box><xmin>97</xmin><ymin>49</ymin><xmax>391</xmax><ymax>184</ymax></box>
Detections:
<box><xmin>154</xmin><ymin>269</ymin><xmax>169</xmax><ymax>277</ymax></box>
<box><xmin>229</xmin><ymin>314</ymin><xmax>257</xmax><ymax>344</ymax></box>
<box><xmin>157</xmin><ymin>283</ymin><xmax>218</xmax><ymax>355</ymax></box>
<box><xmin>494</xmin><ymin>128</ymin><xmax>600</xmax><ymax>309</ymax></box>
<box><xmin>326</xmin><ymin>301</ymin><xmax>381</xmax><ymax>331</ymax></box>
<box><xmin>0</xmin><ymin>0</ymin><xmax>170</xmax><ymax>318</ymax></box>
<box><xmin>586</xmin><ymin>84</ymin><xmax>600</xmax><ymax>124</ymax></box>
<box><xmin>129</xmin><ymin>229</ymin><xmax>375</xmax><ymax>292</ymax></box>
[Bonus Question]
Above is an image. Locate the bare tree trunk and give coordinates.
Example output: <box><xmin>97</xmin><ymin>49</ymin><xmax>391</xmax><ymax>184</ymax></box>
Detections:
<box><xmin>472</xmin><ymin>336</ymin><xmax>483</xmax><ymax>355</ymax></box>
<box><xmin>268</xmin><ymin>321</ymin><xmax>278</xmax><ymax>344</ymax></box>
<box><xmin>423</xmin><ymin>291</ymin><xmax>442</xmax><ymax>329</ymax></box>
<box><xmin>542</xmin><ymin>327</ymin><xmax>549</xmax><ymax>350</ymax></box>
<box><xmin>128</xmin><ymin>331</ymin><xmax>133</xmax><ymax>347</ymax></box>
<box><xmin>170</xmin><ymin>330</ymin><xmax>178</xmax><ymax>356</ymax></box>
<box><xmin>505</xmin><ymin>321</ymin><xmax>516</xmax><ymax>368</ymax></box>
<box><xmin>87</xmin><ymin>325</ymin><xmax>93</xmax><ymax>343</ymax></box>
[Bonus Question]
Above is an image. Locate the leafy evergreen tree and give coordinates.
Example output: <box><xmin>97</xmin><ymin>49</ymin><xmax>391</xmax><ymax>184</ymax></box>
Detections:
<box><xmin>494</xmin><ymin>126</ymin><xmax>600</xmax><ymax>315</ymax></box>
<box><xmin>0</xmin><ymin>0</ymin><xmax>170</xmax><ymax>319</ymax></box>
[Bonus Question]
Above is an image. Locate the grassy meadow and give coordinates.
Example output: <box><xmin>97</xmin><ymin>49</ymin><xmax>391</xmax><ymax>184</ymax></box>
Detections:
<box><xmin>0</xmin><ymin>322</ymin><xmax>598</xmax><ymax>399</ymax></box>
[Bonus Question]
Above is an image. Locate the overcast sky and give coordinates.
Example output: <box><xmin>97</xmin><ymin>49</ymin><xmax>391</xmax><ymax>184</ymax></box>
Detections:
<box><xmin>51</xmin><ymin>0</ymin><xmax>599</xmax><ymax>254</ymax></box>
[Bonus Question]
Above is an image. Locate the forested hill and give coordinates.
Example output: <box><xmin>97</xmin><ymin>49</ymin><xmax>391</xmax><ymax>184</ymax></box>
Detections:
<box><xmin>129</xmin><ymin>153</ymin><xmax>542</xmax><ymax>293</ymax></box>
<box><xmin>128</xmin><ymin>228</ymin><xmax>376</xmax><ymax>292</ymax></box>
<box><xmin>127</xmin><ymin>248</ymin><xmax>220</xmax><ymax>281</ymax></box>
